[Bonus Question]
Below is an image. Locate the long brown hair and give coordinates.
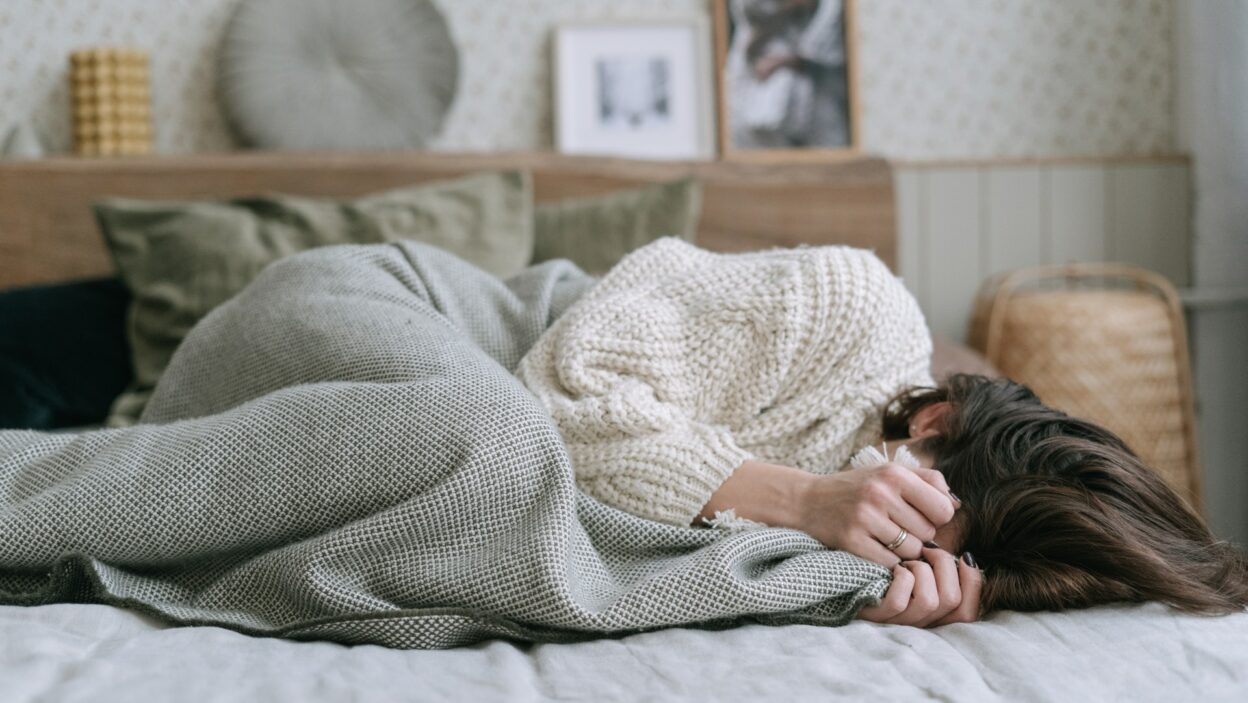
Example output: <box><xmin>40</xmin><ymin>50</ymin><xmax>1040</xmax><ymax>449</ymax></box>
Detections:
<box><xmin>882</xmin><ymin>374</ymin><xmax>1248</xmax><ymax>615</ymax></box>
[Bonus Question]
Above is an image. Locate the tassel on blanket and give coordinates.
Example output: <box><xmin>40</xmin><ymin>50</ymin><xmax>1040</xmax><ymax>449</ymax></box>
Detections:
<box><xmin>702</xmin><ymin>508</ymin><xmax>769</xmax><ymax>532</ymax></box>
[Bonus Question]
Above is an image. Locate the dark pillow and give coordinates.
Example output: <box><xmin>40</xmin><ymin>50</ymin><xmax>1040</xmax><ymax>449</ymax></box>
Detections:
<box><xmin>0</xmin><ymin>278</ymin><xmax>133</xmax><ymax>429</ymax></box>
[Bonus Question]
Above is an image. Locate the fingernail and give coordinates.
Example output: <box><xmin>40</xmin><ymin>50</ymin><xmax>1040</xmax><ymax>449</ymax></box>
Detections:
<box><xmin>961</xmin><ymin>552</ymin><xmax>977</xmax><ymax>568</ymax></box>
<box><xmin>949</xmin><ymin>491</ymin><xmax>962</xmax><ymax>504</ymax></box>
<box><xmin>923</xmin><ymin>540</ymin><xmax>941</xmax><ymax>549</ymax></box>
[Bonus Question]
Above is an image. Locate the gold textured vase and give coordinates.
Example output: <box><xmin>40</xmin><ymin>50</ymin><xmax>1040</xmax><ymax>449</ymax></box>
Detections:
<box><xmin>70</xmin><ymin>47</ymin><xmax>153</xmax><ymax>156</ymax></box>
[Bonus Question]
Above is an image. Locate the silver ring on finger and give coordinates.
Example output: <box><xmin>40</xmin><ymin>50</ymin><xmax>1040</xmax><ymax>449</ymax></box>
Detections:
<box><xmin>884</xmin><ymin>528</ymin><xmax>908</xmax><ymax>552</ymax></box>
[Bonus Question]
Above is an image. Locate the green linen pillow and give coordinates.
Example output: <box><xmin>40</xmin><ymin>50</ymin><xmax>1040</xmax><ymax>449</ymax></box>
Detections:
<box><xmin>532</xmin><ymin>178</ymin><xmax>702</xmax><ymax>275</ymax></box>
<box><xmin>96</xmin><ymin>170</ymin><xmax>533</xmax><ymax>426</ymax></box>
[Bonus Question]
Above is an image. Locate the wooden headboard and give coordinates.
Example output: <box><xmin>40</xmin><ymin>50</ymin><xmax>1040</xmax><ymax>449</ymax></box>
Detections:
<box><xmin>0</xmin><ymin>151</ymin><xmax>895</xmax><ymax>289</ymax></box>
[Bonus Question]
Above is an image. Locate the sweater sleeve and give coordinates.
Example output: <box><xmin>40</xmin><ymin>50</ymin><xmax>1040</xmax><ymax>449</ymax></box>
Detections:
<box><xmin>514</xmin><ymin>238</ymin><xmax>777</xmax><ymax>526</ymax></box>
<box><xmin>521</xmin><ymin>364</ymin><xmax>753</xmax><ymax>526</ymax></box>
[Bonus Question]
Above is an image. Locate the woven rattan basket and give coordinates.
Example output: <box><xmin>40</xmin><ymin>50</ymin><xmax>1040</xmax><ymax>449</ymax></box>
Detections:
<box><xmin>967</xmin><ymin>263</ymin><xmax>1203</xmax><ymax>513</ymax></box>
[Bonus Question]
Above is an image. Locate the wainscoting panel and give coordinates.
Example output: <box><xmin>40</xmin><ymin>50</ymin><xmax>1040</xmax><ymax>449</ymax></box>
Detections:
<box><xmin>984</xmin><ymin>167</ymin><xmax>1044</xmax><ymax>276</ymax></box>
<box><xmin>1109</xmin><ymin>164</ymin><xmax>1191</xmax><ymax>286</ymax></box>
<box><xmin>894</xmin><ymin>169</ymin><xmax>925</xmax><ymax>299</ymax></box>
<box><xmin>1190</xmin><ymin>309</ymin><xmax>1248</xmax><ymax>543</ymax></box>
<box><xmin>1047</xmin><ymin>165</ymin><xmax>1109</xmax><ymax>264</ymax></box>
<box><xmin>922</xmin><ymin>169</ymin><xmax>985</xmax><ymax>345</ymax></box>
<box><xmin>894</xmin><ymin>159</ymin><xmax>1191</xmax><ymax>343</ymax></box>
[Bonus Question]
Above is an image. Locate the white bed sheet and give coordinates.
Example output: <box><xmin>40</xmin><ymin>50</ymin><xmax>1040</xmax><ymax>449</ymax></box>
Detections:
<box><xmin>2</xmin><ymin>603</ymin><xmax>1245</xmax><ymax>702</ymax></box>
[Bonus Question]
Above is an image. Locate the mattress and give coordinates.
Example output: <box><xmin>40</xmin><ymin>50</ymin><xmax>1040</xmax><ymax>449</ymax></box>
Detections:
<box><xmin>3</xmin><ymin>602</ymin><xmax>1245</xmax><ymax>702</ymax></box>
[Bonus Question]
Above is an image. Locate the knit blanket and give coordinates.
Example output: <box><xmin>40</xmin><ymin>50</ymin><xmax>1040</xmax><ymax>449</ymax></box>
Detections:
<box><xmin>0</xmin><ymin>242</ymin><xmax>889</xmax><ymax>649</ymax></box>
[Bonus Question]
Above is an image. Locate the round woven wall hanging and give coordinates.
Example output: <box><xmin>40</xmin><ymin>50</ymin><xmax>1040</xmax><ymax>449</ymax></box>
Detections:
<box><xmin>218</xmin><ymin>0</ymin><xmax>459</xmax><ymax>150</ymax></box>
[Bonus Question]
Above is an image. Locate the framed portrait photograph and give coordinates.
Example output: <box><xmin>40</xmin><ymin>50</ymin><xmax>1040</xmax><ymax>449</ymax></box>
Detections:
<box><xmin>713</xmin><ymin>0</ymin><xmax>861</xmax><ymax>161</ymax></box>
<box><xmin>553</xmin><ymin>20</ymin><xmax>716</xmax><ymax>160</ymax></box>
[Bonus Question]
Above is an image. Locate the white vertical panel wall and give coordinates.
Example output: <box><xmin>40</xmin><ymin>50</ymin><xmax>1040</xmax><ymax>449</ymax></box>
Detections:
<box><xmin>920</xmin><ymin>170</ymin><xmax>984</xmax><ymax>344</ymax></box>
<box><xmin>894</xmin><ymin>160</ymin><xmax>1191</xmax><ymax>343</ymax></box>
<box><xmin>1047</xmin><ymin>166</ymin><xmax>1108</xmax><ymax>264</ymax></box>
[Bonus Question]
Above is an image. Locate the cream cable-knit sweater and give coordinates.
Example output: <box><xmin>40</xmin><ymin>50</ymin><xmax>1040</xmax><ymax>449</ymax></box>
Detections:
<box><xmin>515</xmin><ymin>237</ymin><xmax>934</xmax><ymax>526</ymax></box>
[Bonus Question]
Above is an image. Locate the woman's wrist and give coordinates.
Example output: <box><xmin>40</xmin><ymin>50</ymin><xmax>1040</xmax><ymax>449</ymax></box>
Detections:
<box><xmin>694</xmin><ymin>459</ymin><xmax>819</xmax><ymax>529</ymax></box>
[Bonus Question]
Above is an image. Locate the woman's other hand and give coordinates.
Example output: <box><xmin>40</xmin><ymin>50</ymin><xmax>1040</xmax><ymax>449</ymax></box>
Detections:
<box><xmin>798</xmin><ymin>462</ymin><xmax>959</xmax><ymax>567</ymax></box>
<box><xmin>857</xmin><ymin>547</ymin><xmax>982</xmax><ymax>627</ymax></box>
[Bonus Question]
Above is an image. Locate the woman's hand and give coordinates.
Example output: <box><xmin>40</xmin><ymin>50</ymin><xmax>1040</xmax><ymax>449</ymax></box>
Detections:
<box><xmin>857</xmin><ymin>547</ymin><xmax>982</xmax><ymax>627</ymax></box>
<box><xmin>798</xmin><ymin>462</ymin><xmax>958</xmax><ymax>566</ymax></box>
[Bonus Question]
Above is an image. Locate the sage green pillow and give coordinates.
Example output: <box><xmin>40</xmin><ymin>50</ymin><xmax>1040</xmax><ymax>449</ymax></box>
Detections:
<box><xmin>96</xmin><ymin>170</ymin><xmax>533</xmax><ymax>425</ymax></box>
<box><xmin>532</xmin><ymin>178</ymin><xmax>701</xmax><ymax>275</ymax></box>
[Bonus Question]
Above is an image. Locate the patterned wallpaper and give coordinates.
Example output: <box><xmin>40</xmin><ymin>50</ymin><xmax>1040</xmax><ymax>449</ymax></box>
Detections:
<box><xmin>2</xmin><ymin>0</ymin><xmax>239</xmax><ymax>154</ymax></box>
<box><xmin>856</xmin><ymin>0</ymin><xmax>1175</xmax><ymax>159</ymax></box>
<box><xmin>0</xmin><ymin>0</ymin><xmax>1176</xmax><ymax>160</ymax></box>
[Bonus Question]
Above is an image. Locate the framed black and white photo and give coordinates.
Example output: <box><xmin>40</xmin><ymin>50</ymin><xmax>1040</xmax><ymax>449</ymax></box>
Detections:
<box><xmin>713</xmin><ymin>0</ymin><xmax>860</xmax><ymax>161</ymax></box>
<box><xmin>553</xmin><ymin>20</ymin><xmax>716</xmax><ymax>160</ymax></box>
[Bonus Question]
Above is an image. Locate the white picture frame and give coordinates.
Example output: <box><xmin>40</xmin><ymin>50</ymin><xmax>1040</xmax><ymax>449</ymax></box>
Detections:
<box><xmin>553</xmin><ymin>19</ymin><xmax>716</xmax><ymax>160</ymax></box>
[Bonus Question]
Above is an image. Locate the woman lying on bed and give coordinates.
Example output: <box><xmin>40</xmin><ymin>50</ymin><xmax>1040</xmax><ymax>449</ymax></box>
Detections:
<box><xmin>516</xmin><ymin>238</ymin><xmax>1248</xmax><ymax>628</ymax></box>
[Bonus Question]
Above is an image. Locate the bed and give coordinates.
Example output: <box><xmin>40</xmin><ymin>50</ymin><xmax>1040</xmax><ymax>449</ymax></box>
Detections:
<box><xmin>1</xmin><ymin>152</ymin><xmax>1244</xmax><ymax>702</ymax></box>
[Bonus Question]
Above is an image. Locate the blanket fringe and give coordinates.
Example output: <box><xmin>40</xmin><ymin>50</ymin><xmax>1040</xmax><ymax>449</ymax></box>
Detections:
<box><xmin>701</xmin><ymin>508</ymin><xmax>769</xmax><ymax>532</ymax></box>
